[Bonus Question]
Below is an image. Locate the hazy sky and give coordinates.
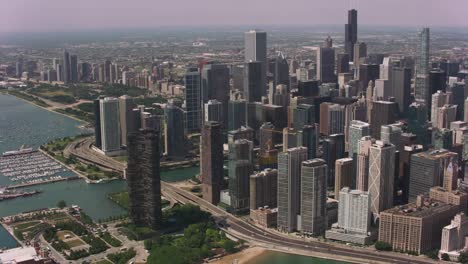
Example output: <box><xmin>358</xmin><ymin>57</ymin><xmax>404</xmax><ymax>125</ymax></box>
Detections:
<box><xmin>2</xmin><ymin>0</ymin><xmax>468</xmax><ymax>32</ymax></box>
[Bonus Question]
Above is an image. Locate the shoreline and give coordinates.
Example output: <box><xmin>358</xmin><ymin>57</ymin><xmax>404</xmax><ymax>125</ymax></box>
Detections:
<box><xmin>2</xmin><ymin>92</ymin><xmax>88</xmax><ymax>124</ymax></box>
<box><xmin>210</xmin><ymin>246</ymin><xmax>266</xmax><ymax>264</ymax></box>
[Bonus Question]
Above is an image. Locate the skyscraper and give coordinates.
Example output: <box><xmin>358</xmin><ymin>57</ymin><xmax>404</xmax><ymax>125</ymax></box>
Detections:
<box><xmin>345</xmin><ymin>9</ymin><xmax>358</xmax><ymax>61</ymax></box>
<box><xmin>277</xmin><ymin>147</ymin><xmax>308</xmax><ymax>232</ymax></box>
<box><xmin>245</xmin><ymin>30</ymin><xmax>267</xmax><ymax>97</ymax></box>
<box><xmin>204</xmin><ymin>99</ymin><xmax>223</xmax><ymax>125</ymax></box>
<box><xmin>99</xmin><ymin>97</ymin><xmax>121</xmax><ymax>153</ymax></box>
<box><xmin>201</xmin><ymin>64</ymin><xmax>230</xmax><ymax>126</ymax></box>
<box><xmin>370</xmin><ymin>101</ymin><xmax>397</xmax><ymax>139</ymax></box>
<box><xmin>228</xmin><ymin>139</ymin><xmax>253</xmax><ymax>212</ymax></box>
<box><xmin>201</xmin><ymin>122</ymin><xmax>224</xmax><ymax>205</ymax></box>
<box><xmin>368</xmin><ymin>141</ymin><xmax>395</xmax><ymax>216</ymax></box>
<box><xmin>300</xmin><ymin>159</ymin><xmax>328</xmax><ymax>236</ymax></box>
<box><xmin>348</xmin><ymin>120</ymin><xmax>371</xmax><ymax>161</ymax></box>
<box><xmin>243</xmin><ymin>61</ymin><xmax>263</xmax><ymax>103</ymax></box>
<box><xmin>293</xmin><ymin>104</ymin><xmax>315</xmax><ymax>131</ymax></box>
<box><xmin>118</xmin><ymin>95</ymin><xmax>135</xmax><ymax>147</ymax></box>
<box><xmin>319</xmin><ymin>103</ymin><xmax>345</xmax><ymax>136</ymax></box>
<box><xmin>356</xmin><ymin>136</ymin><xmax>375</xmax><ymax>191</ymax></box>
<box><xmin>93</xmin><ymin>99</ymin><xmax>102</xmax><ymax>149</ymax></box>
<box><xmin>70</xmin><ymin>54</ymin><xmax>78</xmax><ymax>83</ymax></box>
<box><xmin>63</xmin><ymin>50</ymin><xmax>71</xmax><ymax>84</ymax></box>
<box><xmin>184</xmin><ymin>69</ymin><xmax>202</xmax><ymax>133</ymax></box>
<box><xmin>300</xmin><ymin>124</ymin><xmax>318</xmax><ymax>159</ymax></box>
<box><xmin>317</xmin><ymin>45</ymin><xmax>336</xmax><ymax>83</ymax></box>
<box><xmin>414</xmin><ymin>28</ymin><xmax>430</xmax><ymax>109</ymax></box>
<box><xmin>335</xmin><ymin>158</ymin><xmax>354</xmax><ymax>200</ymax></box>
<box><xmin>164</xmin><ymin>101</ymin><xmax>186</xmax><ymax>158</ymax></box>
<box><xmin>228</xmin><ymin>98</ymin><xmax>247</xmax><ymax>131</ymax></box>
<box><xmin>391</xmin><ymin>67</ymin><xmax>412</xmax><ymax>115</ymax></box>
<box><xmin>127</xmin><ymin>129</ymin><xmax>162</xmax><ymax>230</ymax></box>
<box><xmin>250</xmin><ymin>168</ymin><xmax>278</xmax><ymax>210</ymax></box>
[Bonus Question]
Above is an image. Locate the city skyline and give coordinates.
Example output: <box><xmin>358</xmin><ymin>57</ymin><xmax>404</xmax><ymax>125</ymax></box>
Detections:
<box><xmin>2</xmin><ymin>0</ymin><xmax>468</xmax><ymax>33</ymax></box>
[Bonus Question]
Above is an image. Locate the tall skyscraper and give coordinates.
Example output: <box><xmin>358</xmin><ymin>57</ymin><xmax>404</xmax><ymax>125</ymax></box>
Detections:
<box><xmin>118</xmin><ymin>95</ymin><xmax>135</xmax><ymax>147</ymax></box>
<box><xmin>370</xmin><ymin>101</ymin><xmax>397</xmax><ymax>138</ymax></box>
<box><xmin>414</xmin><ymin>28</ymin><xmax>431</xmax><ymax>109</ymax></box>
<box><xmin>348</xmin><ymin>120</ymin><xmax>371</xmax><ymax>161</ymax></box>
<box><xmin>323</xmin><ymin>134</ymin><xmax>345</xmax><ymax>187</ymax></box>
<box><xmin>245</xmin><ymin>30</ymin><xmax>267</xmax><ymax>97</ymax></box>
<box><xmin>317</xmin><ymin>45</ymin><xmax>336</xmax><ymax>83</ymax></box>
<box><xmin>201</xmin><ymin>122</ymin><xmax>224</xmax><ymax>205</ymax></box>
<box><xmin>204</xmin><ymin>99</ymin><xmax>223</xmax><ymax>125</ymax></box>
<box><xmin>127</xmin><ymin>129</ymin><xmax>162</xmax><ymax>230</ymax></box>
<box><xmin>335</xmin><ymin>158</ymin><xmax>354</xmax><ymax>200</ymax></box>
<box><xmin>184</xmin><ymin>69</ymin><xmax>202</xmax><ymax>133</ymax></box>
<box><xmin>164</xmin><ymin>101</ymin><xmax>186</xmax><ymax>158</ymax></box>
<box><xmin>320</xmin><ymin>103</ymin><xmax>345</xmax><ymax>136</ymax></box>
<box><xmin>62</xmin><ymin>50</ymin><xmax>71</xmax><ymax>84</ymax></box>
<box><xmin>228</xmin><ymin>139</ymin><xmax>253</xmax><ymax>212</ymax></box>
<box><xmin>250</xmin><ymin>169</ymin><xmax>278</xmax><ymax>210</ymax></box>
<box><xmin>99</xmin><ymin>97</ymin><xmax>121</xmax><ymax>153</ymax></box>
<box><xmin>271</xmin><ymin>51</ymin><xmax>290</xmax><ymax>88</ymax></box>
<box><xmin>277</xmin><ymin>147</ymin><xmax>308</xmax><ymax>232</ymax></box>
<box><xmin>356</xmin><ymin>136</ymin><xmax>374</xmax><ymax>191</ymax></box>
<box><xmin>70</xmin><ymin>54</ymin><xmax>78</xmax><ymax>83</ymax></box>
<box><xmin>344</xmin><ymin>9</ymin><xmax>358</xmax><ymax>61</ymax></box>
<box><xmin>300</xmin><ymin>159</ymin><xmax>328</xmax><ymax>235</ymax></box>
<box><xmin>293</xmin><ymin>104</ymin><xmax>315</xmax><ymax>131</ymax></box>
<box><xmin>201</xmin><ymin>64</ymin><xmax>230</xmax><ymax>126</ymax></box>
<box><xmin>391</xmin><ymin>67</ymin><xmax>412</xmax><ymax>115</ymax></box>
<box><xmin>300</xmin><ymin>124</ymin><xmax>318</xmax><ymax>159</ymax></box>
<box><xmin>368</xmin><ymin>141</ymin><xmax>395</xmax><ymax>216</ymax></box>
<box><xmin>93</xmin><ymin>99</ymin><xmax>102</xmax><ymax>149</ymax></box>
<box><xmin>228</xmin><ymin>98</ymin><xmax>247</xmax><ymax>131</ymax></box>
<box><xmin>243</xmin><ymin>61</ymin><xmax>263</xmax><ymax>103</ymax></box>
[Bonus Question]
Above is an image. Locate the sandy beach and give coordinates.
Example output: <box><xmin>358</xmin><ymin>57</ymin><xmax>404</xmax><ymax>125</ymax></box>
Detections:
<box><xmin>210</xmin><ymin>246</ymin><xmax>266</xmax><ymax>264</ymax></box>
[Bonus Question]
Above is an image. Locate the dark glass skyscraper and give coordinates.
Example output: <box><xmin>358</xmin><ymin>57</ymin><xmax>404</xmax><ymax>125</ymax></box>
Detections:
<box><xmin>244</xmin><ymin>61</ymin><xmax>263</xmax><ymax>103</ymax></box>
<box><xmin>201</xmin><ymin>121</ymin><xmax>224</xmax><ymax>205</ymax></box>
<box><xmin>245</xmin><ymin>30</ymin><xmax>267</xmax><ymax>97</ymax></box>
<box><xmin>184</xmin><ymin>69</ymin><xmax>202</xmax><ymax>133</ymax></box>
<box><xmin>70</xmin><ymin>54</ymin><xmax>78</xmax><ymax>83</ymax></box>
<box><xmin>127</xmin><ymin>129</ymin><xmax>162</xmax><ymax>230</ymax></box>
<box><xmin>63</xmin><ymin>50</ymin><xmax>71</xmax><ymax>83</ymax></box>
<box><xmin>164</xmin><ymin>101</ymin><xmax>186</xmax><ymax>158</ymax></box>
<box><xmin>345</xmin><ymin>9</ymin><xmax>358</xmax><ymax>61</ymax></box>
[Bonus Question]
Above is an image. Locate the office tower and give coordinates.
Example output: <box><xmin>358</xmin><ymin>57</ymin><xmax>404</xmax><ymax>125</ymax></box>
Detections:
<box><xmin>409</xmin><ymin>149</ymin><xmax>458</xmax><ymax>201</ymax></box>
<box><xmin>201</xmin><ymin>64</ymin><xmax>230</xmax><ymax>124</ymax></box>
<box><xmin>273</xmin><ymin>84</ymin><xmax>289</xmax><ymax>108</ymax></box>
<box><xmin>345</xmin><ymin>9</ymin><xmax>358</xmax><ymax>60</ymax></box>
<box><xmin>429</xmin><ymin>69</ymin><xmax>447</xmax><ymax>94</ymax></box>
<box><xmin>263</xmin><ymin>104</ymin><xmax>288</xmax><ymax>129</ymax></box>
<box><xmin>431</xmin><ymin>91</ymin><xmax>449</xmax><ymax>125</ymax></box>
<box><xmin>300</xmin><ymin>159</ymin><xmax>328</xmax><ymax>235</ymax></box>
<box><xmin>228</xmin><ymin>126</ymin><xmax>254</xmax><ymax>144</ymax></box>
<box><xmin>381</xmin><ymin>124</ymin><xmax>402</xmax><ymax>152</ymax></box>
<box><xmin>184</xmin><ymin>69</ymin><xmax>202</xmax><ymax>133</ymax></box>
<box><xmin>62</xmin><ymin>50</ymin><xmax>71</xmax><ymax>83</ymax></box>
<box><xmin>127</xmin><ymin>129</ymin><xmax>162</xmax><ymax>229</ymax></box>
<box><xmin>374</xmin><ymin>79</ymin><xmax>391</xmax><ymax>101</ymax></box>
<box><xmin>80</xmin><ymin>62</ymin><xmax>91</xmax><ymax>81</ymax></box>
<box><xmin>348</xmin><ymin>120</ymin><xmax>371</xmax><ymax>160</ymax></box>
<box><xmin>47</xmin><ymin>69</ymin><xmax>57</xmax><ymax>82</ymax></box>
<box><xmin>326</xmin><ymin>188</ymin><xmax>374</xmax><ymax>245</ymax></box>
<box><xmin>300</xmin><ymin>124</ymin><xmax>318</xmax><ymax>159</ymax></box>
<box><xmin>432</xmin><ymin>128</ymin><xmax>453</xmax><ymax>150</ymax></box>
<box><xmin>293</xmin><ymin>104</ymin><xmax>315</xmax><ymax>131</ymax></box>
<box><xmin>259</xmin><ymin>122</ymin><xmax>280</xmax><ymax>154</ymax></box>
<box><xmin>119</xmin><ymin>96</ymin><xmax>137</xmax><ymax>147</ymax></box>
<box><xmin>228</xmin><ymin>99</ymin><xmax>247</xmax><ymax>131</ymax></box>
<box><xmin>434</xmin><ymin>104</ymin><xmax>457</xmax><ymax>129</ymax></box>
<box><xmin>229</xmin><ymin>139</ymin><xmax>253</xmax><ymax>211</ymax></box>
<box><xmin>408</xmin><ymin>102</ymin><xmax>429</xmax><ymax>145</ymax></box>
<box><xmin>337</xmin><ymin>53</ymin><xmax>350</xmax><ymax>74</ymax></box>
<box><xmin>93</xmin><ymin>99</ymin><xmax>102</xmax><ymax>148</ymax></box>
<box><xmin>464</xmin><ymin>98</ymin><xmax>468</xmax><ymax>123</ymax></box>
<box><xmin>344</xmin><ymin>99</ymin><xmax>367</xmax><ymax>150</ymax></box>
<box><xmin>201</xmin><ymin>122</ymin><xmax>224</xmax><ymax>205</ymax></box>
<box><xmin>283</xmin><ymin>128</ymin><xmax>301</xmax><ymax>151</ymax></box>
<box><xmin>104</xmin><ymin>60</ymin><xmax>112</xmax><ymax>82</ymax></box>
<box><xmin>297</xmin><ymin>80</ymin><xmax>319</xmax><ymax>97</ymax></box>
<box><xmin>245</xmin><ymin>30</ymin><xmax>267</xmax><ymax>97</ymax></box>
<box><xmin>414</xmin><ymin>28</ymin><xmax>431</xmax><ymax>108</ymax></box>
<box><xmin>250</xmin><ymin>169</ymin><xmax>278</xmax><ymax>210</ymax></box>
<box><xmin>99</xmin><ymin>97</ymin><xmax>121</xmax><ymax>153</ymax></box>
<box><xmin>449</xmin><ymin>82</ymin><xmax>466</xmax><ymax>120</ymax></box>
<box><xmin>439</xmin><ymin>213</ymin><xmax>468</xmax><ymax>260</ymax></box>
<box><xmin>353</xmin><ymin>42</ymin><xmax>367</xmax><ymax>75</ymax></box>
<box><xmin>323</xmin><ymin>134</ymin><xmax>345</xmax><ymax>187</ymax></box>
<box><xmin>271</xmin><ymin>52</ymin><xmax>289</xmax><ymax>88</ymax></box>
<box><xmin>334</xmin><ymin>158</ymin><xmax>354</xmax><ymax>200</ymax></box>
<box><xmin>368</xmin><ymin>141</ymin><xmax>395</xmax><ymax>216</ymax></box>
<box><xmin>70</xmin><ymin>54</ymin><xmax>78</xmax><ymax>83</ymax></box>
<box><xmin>319</xmin><ymin>103</ymin><xmax>345</xmax><ymax>136</ymax></box>
<box><xmin>398</xmin><ymin>145</ymin><xmax>424</xmax><ymax>204</ymax></box>
<box><xmin>358</xmin><ymin>64</ymin><xmax>380</xmax><ymax>90</ymax></box>
<box><xmin>356</xmin><ymin>136</ymin><xmax>374</xmax><ymax>191</ymax></box>
<box><xmin>317</xmin><ymin>45</ymin><xmax>336</xmax><ymax>83</ymax></box>
<box><xmin>379</xmin><ymin>193</ymin><xmax>463</xmax><ymax>255</ymax></box>
<box><xmin>244</xmin><ymin>61</ymin><xmax>263</xmax><ymax>103</ymax></box>
<box><xmin>277</xmin><ymin>147</ymin><xmax>308</xmax><ymax>232</ymax></box>
<box><xmin>370</xmin><ymin>101</ymin><xmax>397</xmax><ymax>139</ymax></box>
<box><xmin>164</xmin><ymin>101</ymin><xmax>186</xmax><ymax>158</ymax></box>
<box><xmin>204</xmin><ymin>99</ymin><xmax>223</xmax><ymax>125</ymax></box>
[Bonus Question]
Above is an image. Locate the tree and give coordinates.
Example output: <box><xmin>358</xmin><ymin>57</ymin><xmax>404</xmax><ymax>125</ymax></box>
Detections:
<box><xmin>221</xmin><ymin>239</ymin><xmax>237</xmax><ymax>253</ymax></box>
<box><xmin>57</xmin><ymin>200</ymin><xmax>67</xmax><ymax>209</ymax></box>
<box><xmin>374</xmin><ymin>241</ymin><xmax>392</xmax><ymax>251</ymax></box>
<box><xmin>441</xmin><ymin>253</ymin><xmax>450</xmax><ymax>261</ymax></box>
<box><xmin>459</xmin><ymin>251</ymin><xmax>468</xmax><ymax>264</ymax></box>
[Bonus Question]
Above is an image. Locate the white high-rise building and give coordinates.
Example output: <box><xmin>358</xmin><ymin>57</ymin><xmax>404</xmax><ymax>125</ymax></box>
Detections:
<box><xmin>100</xmin><ymin>97</ymin><xmax>121</xmax><ymax>153</ymax></box>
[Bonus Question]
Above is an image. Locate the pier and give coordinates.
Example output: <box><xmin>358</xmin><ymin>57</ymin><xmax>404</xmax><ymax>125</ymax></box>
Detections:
<box><xmin>5</xmin><ymin>176</ymin><xmax>80</xmax><ymax>190</ymax></box>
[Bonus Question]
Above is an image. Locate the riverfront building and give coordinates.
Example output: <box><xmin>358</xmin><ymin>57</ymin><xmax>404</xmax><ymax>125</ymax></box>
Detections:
<box><xmin>99</xmin><ymin>97</ymin><xmax>121</xmax><ymax>154</ymax></box>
